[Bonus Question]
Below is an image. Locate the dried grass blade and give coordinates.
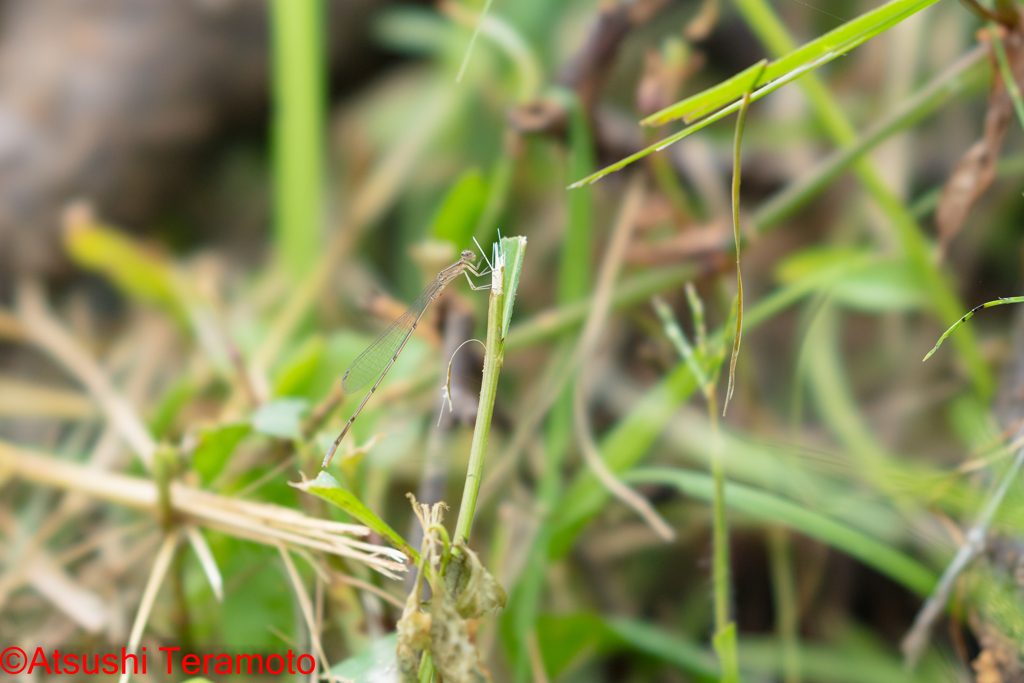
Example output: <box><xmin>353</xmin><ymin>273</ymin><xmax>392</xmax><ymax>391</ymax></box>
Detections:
<box><xmin>26</xmin><ymin>554</ymin><xmax>107</xmax><ymax>633</ymax></box>
<box><xmin>276</xmin><ymin>542</ymin><xmax>339</xmax><ymax>683</ymax></box>
<box><xmin>0</xmin><ymin>442</ymin><xmax>404</xmax><ymax>576</ymax></box>
<box><xmin>185</xmin><ymin>525</ymin><xmax>223</xmax><ymax>602</ymax></box>
<box><xmin>119</xmin><ymin>531</ymin><xmax>178</xmax><ymax>683</ymax></box>
<box><xmin>16</xmin><ymin>278</ymin><xmax>156</xmax><ymax>466</ymax></box>
<box><xmin>0</xmin><ymin>376</ymin><xmax>95</xmax><ymax>418</ymax></box>
<box><xmin>573</xmin><ymin>177</ymin><xmax>675</xmax><ymax>541</ymax></box>
<box><xmin>723</xmin><ymin>62</ymin><xmax>762</xmax><ymax>416</ymax></box>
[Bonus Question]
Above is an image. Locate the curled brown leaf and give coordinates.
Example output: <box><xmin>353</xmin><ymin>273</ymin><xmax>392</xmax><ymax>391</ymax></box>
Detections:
<box><xmin>936</xmin><ymin>24</ymin><xmax>1024</xmax><ymax>258</ymax></box>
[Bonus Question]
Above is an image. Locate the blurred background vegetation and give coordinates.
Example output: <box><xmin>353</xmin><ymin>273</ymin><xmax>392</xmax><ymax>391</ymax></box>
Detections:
<box><xmin>2</xmin><ymin>0</ymin><xmax>1024</xmax><ymax>681</ymax></box>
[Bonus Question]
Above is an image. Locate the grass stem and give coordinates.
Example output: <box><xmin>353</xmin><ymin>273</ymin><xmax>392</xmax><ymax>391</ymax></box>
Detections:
<box><xmin>270</xmin><ymin>0</ymin><xmax>325</xmax><ymax>280</ymax></box>
<box><xmin>453</xmin><ymin>243</ymin><xmax>511</xmax><ymax>548</ymax></box>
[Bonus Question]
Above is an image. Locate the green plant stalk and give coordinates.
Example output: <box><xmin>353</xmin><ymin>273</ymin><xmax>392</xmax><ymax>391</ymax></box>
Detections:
<box><xmin>768</xmin><ymin>527</ymin><xmax>801</xmax><ymax>683</ymax></box>
<box><xmin>730</xmin><ymin>0</ymin><xmax>992</xmax><ymax>399</ymax></box>
<box><xmin>270</xmin><ymin>0</ymin><xmax>325</xmax><ymax>280</ymax></box>
<box><xmin>651</xmin><ymin>295</ymin><xmax>734</xmax><ymax>673</ymax></box>
<box><xmin>453</xmin><ymin>268</ymin><xmax>507</xmax><ymax>547</ymax></box>
<box><xmin>707</xmin><ymin>383</ymin><xmax>734</xmax><ymax>664</ymax></box>
<box><xmin>990</xmin><ymin>23</ymin><xmax>1024</xmax><ymax>131</ymax></box>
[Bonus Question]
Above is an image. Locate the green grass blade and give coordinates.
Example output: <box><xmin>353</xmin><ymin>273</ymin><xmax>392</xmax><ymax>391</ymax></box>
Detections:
<box><xmin>642</xmin><ymin>0</ymin><xmax>940</xmax><ymax>126</ymax></box>
<box><xmin>568</xmin><ymin>50</ymin><xmax>843</xmax><ymax>189</ymax></box>
<box><xmin>500</xmin><ymin>236</ymin><xmax>527</xmax><ymax>338</ymax></box>
<box><xmin>753</xmin><ymin>46</ymin><xmax>986</xmax><ymax>233</ymax></box>
<box><xmin>455</xmin><ymin>0</ymin><xmax>495</xmax><ymax>83</ymax></box>
<box><xmin>733</xmin><ymin>0</ymin><xmax>992</xmax><ymax>399</ymax></box>
<box><xmin>724</xmin><ymin>70</ymin><xmax>760</xmax><ymax>415</ymax></box>
<box><xmin>923</xmin><ymin>297</ymin><xmax>1024</xmax><ymax>362</ymax></box>
<box><xmin>270</xmin><ymin>0</ymin><xmax>325</xmax><ymax>279</ymax></box>
<box><xmin>626</xmin><ymin>468</ymin><xmax>937</xmax><ymax>595</ymax></box>
<box><xmin>652</xmin><ymin>296</ymin><xmax>711</xmax><ymax>393</ymax></box>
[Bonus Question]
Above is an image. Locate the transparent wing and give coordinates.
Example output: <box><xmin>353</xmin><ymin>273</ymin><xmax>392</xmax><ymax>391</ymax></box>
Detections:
<box><xmin>341</xmin><ymin>282</ymin><xmax>438</xmax><ymax>393</ymax></box>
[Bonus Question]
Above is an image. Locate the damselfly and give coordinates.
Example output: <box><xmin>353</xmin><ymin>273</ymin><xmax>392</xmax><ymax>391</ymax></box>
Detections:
<box><xmin>322</xmin><ymin>249</ymin><xmax>489</xmax><ymax>468</ymax></box>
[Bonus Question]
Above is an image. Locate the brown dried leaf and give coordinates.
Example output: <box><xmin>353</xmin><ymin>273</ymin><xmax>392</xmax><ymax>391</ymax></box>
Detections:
<box><xmin>976</xmin><ymin>649</ymin><xmax>1006</xmax><ymax>683</ymax></box>
<box><xmin>684</xmin><ymin>0</ymin><xmax>719</xmax><ymax>41</ymax></box>
<box><xmin>971</xmin><ymin>611</ymin><xmax>1024</xmax><ymax>683</ymax></box>
<box><xmin>936</xmin><ymin>25</ymin><xmax>1024</xmax><ymax>258</ymax></box>
<box><xmin>636</xmin><ymin>40</ymin><xmax>703</xmax><ymax>117</ymax></box>
<box><xmin>626</xmin><ymin>218</ymin><xmax>731</xmax><ymax>266</ymax></box>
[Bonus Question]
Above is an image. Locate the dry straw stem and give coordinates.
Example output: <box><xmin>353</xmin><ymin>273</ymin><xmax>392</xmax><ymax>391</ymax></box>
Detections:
<box><xmin>22</xmin><ymin>553</ymin><xmax>107</xmax><ymax>633</ymax></box>
<box><xmin>276</xmin><ymin>542</ymin><xmax>340</xmax><ymax>683</ymax></box>
<box><xmin>573</xmin><ymin>176</ymin><xmax>675</xmax><ymax>542</ymax></box>
<box><xmin>0</xmin><ymin>376</ymin><xmax>95</xmax><ymax>418</ymax></box>
<box><xmin>723</xmin><ymin>67</ymin><xmax>761</xmax><ymax>415</ymax></box>
<box><xmin>119</xmin><ymin>531</ymin><xmax>178</xmax><ymax>683</ymax></box>
<box><xmin>185</xmin><ymin>524</ymin><xmax>224</xmax><ymax>602</ymax></box>
<box><xmin>0</xmin><ymin>308</ymin><xmax>26</xmax><ymax>341</ymax></box>
<box><xmin>0</xmin><ymin>441</ymin><xmax>406</xmax><ymax>577</ymax></box>
<box><xmin>901</xmin><ymin>421</ymin><xmax>1024</xmax><ymax>667</ymax></box>
<box><xmin>15</xmin><ymin>278</ymin><xmax>157</xmax><ymax>467</ymax></box>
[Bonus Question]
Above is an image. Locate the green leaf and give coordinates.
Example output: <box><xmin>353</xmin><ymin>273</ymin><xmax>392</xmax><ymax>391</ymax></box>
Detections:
<box><xmin>626</xmin><ymin>467</ymin><xmax>938</xmax><ymax>595</ymax></box>
<box><xmin>775</xmin><ymin>248</ymin><xmax>923</xmax><ymax>312</ymax></box>
<box><xmin>712</xmin><ymin>623</ymin><xmax>739</xmax><ymax>683</ymax></box>
<box><xmin>534</xmin><ymin>613</ymin><xmax>718</xmax><ymax>681</ymax></box>
<box><xmin>535</xmin><ymin>613</ymin><xmax>614</xmax><ymax>678</ymax></box>
<box><xmin>432</xmin><ymin>169</ymin><xmax>488</xmax><ymax>251</ymax></box>
<box><xmin>829</xmin><ymin>260</ymin><xmax>925</xmax><ymax>312</ymax></box>
<box><xmin>643</xmin><ymin>0</ymin><xmax>941</xmax><ymax>125</ymax></box>
<box><xmin>193</xmin><ymin>423</ymin><xmax>251</xmax><ymax>484</ymax></box>
<box><xmin>739</xmin><ymin>632</ymin><xmax>948</xmax><ymax>683</ymax></box>
<box><xmin>292</xmin><ymin>471</ymin><xmax>419</xmax><ymax>562</ymax></box>
<box><xmin>273</xmin><ymin>336</ymin><xmax>325</xmax><ymax>397</ymax></box>
<box><xmin>604</xmin><ymin>618</ymin><xmax>719</xmax><ymax>680</ymax></box>
<box><xmin>250</xmin><ymin>398</ymin><xmax>309</xmax><ymax>440</ymax></box>
<box><xmin>148</xmin><ymin>377</ymin><xmax>195</xmax><ymax>439</ymax></box>
<box><xmin>64</xmin><ymin>213</ymin><xmax>187</xmax><ymax>324</ymax></box>
<box><xmin>774</xmin><ymin>247</ymin><xmax>871</xmax><ymax>283</ymax></box>
<box><xmin>329</xmin><ymin>632</ymin><xmax>399</xmax><ymax>682</ymax></box>
<box><xmin>538</xmin><ymin>614</ymin><xmax>944</xmax><ymax>683</ymax></box>
<box><xmin>499</xmin><ymin>236</ymin><xmax>527</xmax><ymax>338</ymax></box>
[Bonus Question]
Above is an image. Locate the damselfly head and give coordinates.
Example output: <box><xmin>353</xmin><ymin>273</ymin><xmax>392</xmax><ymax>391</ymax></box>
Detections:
<box><xmin>460</xmin><ymin>249</ymin><xmax>475</xmax><ymax>262</ymax></box>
